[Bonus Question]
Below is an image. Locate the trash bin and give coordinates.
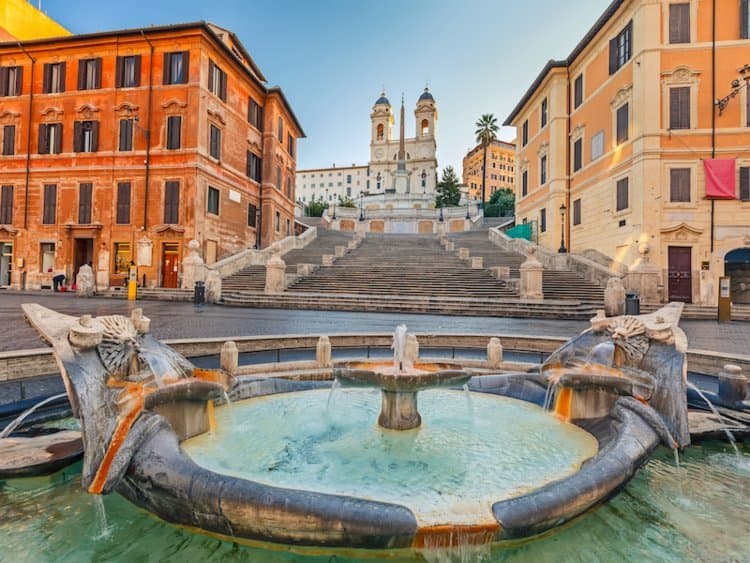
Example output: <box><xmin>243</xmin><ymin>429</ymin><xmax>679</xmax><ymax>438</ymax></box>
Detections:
<box><xmin>193</xmin><ymin>280</ymin><xmax>205</xmax><ymax>305</ymax></box>
<box><xmin>625</xmin><ymin>291</ymin><xmax>640</xmax><ymax>315</ymax></box>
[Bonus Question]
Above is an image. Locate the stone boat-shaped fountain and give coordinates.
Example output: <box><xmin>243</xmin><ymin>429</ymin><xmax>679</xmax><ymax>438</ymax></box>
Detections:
<box><xmin>21</xmin><ymin>302</ymin><xmax>689</xmax><ymax>550</ymax></box>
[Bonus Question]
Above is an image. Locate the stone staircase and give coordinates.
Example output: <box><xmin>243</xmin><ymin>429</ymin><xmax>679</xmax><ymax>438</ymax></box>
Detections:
<box><xmin>447</xmin><ymin>231</ymin><xmax>605</xmax><ymax>304</ymax></box>
<box><xmin>286</xmin><ymin>234</ymin><xmax>518</xmax><ymax>298</ymax></box>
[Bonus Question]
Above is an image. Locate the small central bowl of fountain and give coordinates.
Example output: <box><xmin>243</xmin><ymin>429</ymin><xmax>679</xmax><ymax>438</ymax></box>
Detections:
<box><xmin>333</xmin><ymin>325</ymin><xmax>471</xmax><ymax>430</ymax></box>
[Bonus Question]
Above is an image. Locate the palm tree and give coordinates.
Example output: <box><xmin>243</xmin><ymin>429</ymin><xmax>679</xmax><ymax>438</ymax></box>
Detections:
<box><xmin>474</xmin><ymin>114</ymin><xmax>499</xmax><ymax>208</ymax></box>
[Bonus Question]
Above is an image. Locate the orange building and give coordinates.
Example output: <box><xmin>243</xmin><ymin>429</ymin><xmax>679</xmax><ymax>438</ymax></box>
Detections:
<box><xmin>505</xmin><ymin>0</ymin><xmax>750</xmax><ymax>305</ymax></box>
<box><xmin>0</xmin><ymin>21</ymin><xmax>303</xmax><ymax>290</ymax></box>
<box><xmin>462</xmin><ymin>139</ymin><xmax>516</xmax><ymax>202</ymax></box>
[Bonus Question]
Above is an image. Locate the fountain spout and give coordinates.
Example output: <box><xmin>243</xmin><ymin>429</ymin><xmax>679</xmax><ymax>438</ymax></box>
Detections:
<box><xmin>392</xmin><ymin>324</ymin><xmax>408</xmax><ymax>373</ymax></box>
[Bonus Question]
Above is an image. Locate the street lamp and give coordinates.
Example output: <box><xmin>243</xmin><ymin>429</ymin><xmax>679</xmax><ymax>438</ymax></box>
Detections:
<box><xmin>716</xmin><ymin>63</ymin><xmax>750</xmax><ymax>115</ymax></box>
<box><xmin>465</xmin><ymin>193</ymin><xmax>470</xmax><ymax>219</ymax></box>
<box><xmin>439</xmin><ymin>198</ymin><xmax>444</xmax><ymax>222</ymax></box>
<box><xmin>558</xmin><ymin>203</ymin><xmax>567</xmax><ymax>254</ymax></box>
<box><xmin>421</xmin><ymin>169</ymin><xmax>427</xmax><ymax>194</ymax></box>
<box><xmin>359</xmin><ymin>190</ymin><xmax>364</xmax><ymax>221</ymax></box>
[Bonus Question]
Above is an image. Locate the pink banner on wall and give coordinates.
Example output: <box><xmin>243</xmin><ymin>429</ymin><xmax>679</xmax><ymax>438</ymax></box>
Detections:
<box><xmin>704</xmin><ymin>158</ymin><xmax>736</xmax><ymax>199</ymax></box>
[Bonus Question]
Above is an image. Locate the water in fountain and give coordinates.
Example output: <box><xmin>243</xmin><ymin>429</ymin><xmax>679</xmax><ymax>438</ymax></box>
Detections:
<box><xmin>222</xmin><ymin>390</ymin><xmax>235</xmax><ymax>426</ymax></box>
<box><xmin>92</xmin><ymin>495</ymin><xmax>112</xmax><ymax>540</ymax></box>
<box><xmin>326</xmin><ymin>379</ymin><xmax>340</xmax><ymax>409</ymax></box>
<box><xmin>0</xmin><ymin>393</ymin><xmax>68</xmax><ymax>439</ymax></box>
<box><xmin>686</xmin><ymin>382</ymin><xmax>740</xmax><ymax>456</ymax></box>
<box><xmin>392</xmin><ymin>324</ymin><xmax>408</xmax><ymax>372</ymax></box>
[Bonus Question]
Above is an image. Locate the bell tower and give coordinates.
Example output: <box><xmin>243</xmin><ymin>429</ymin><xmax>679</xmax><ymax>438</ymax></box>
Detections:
<box><xmin>370</xmin><ymin>91</ymin><xmax>393</xmax><ymax>145</ymax></box>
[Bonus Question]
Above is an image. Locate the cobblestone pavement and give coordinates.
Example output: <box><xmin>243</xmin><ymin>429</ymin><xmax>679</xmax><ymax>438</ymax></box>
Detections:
<box><xmin>0</xmin><ymin>292</ymin><xmax>748</xmax><ymax>354</ymax></box>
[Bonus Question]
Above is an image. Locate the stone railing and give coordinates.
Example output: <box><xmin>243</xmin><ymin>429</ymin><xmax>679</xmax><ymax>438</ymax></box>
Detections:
<box><xmin>488</xmin><ymin>227</ymin><xmax>621</xmax><ymax>287</ymax></box>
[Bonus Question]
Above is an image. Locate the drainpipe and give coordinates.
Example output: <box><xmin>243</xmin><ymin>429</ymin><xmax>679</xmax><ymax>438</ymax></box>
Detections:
<box><xmin>565</xmin><ymin>66</ymin><xmax>572</xmax><ymax>254</ymax></box>
<box><xmin>140</xmin><ymin>30</ymin><xmax>154</xmax><ymax>230</ymax></box>
<box><xmin>17</xmin><ymin>42</ymin><xmax>35</xmax><ymax>230</ymax></box>
<box><xmin>710</xmin><ymin>0</ymin><xmax>716</xmax><ymax>254</ymax></box>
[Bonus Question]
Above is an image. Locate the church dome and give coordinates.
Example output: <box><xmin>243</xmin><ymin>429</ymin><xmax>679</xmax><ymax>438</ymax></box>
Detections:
<box><xmin>375</xmin><ymin>92</ymin><xmax>390</xmax><ymax>106</ymax></box>
<box><xmin>418</xmin><ymin>87</ymin><xmax>434</xmax><ymax>102</ymax></box>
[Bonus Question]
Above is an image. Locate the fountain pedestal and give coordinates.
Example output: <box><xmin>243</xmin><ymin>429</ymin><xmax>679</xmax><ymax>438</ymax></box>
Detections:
<box><xmin>379</xmin><ymin>390</ymin><xmax>421</xmax><ymax>430</ymax></box>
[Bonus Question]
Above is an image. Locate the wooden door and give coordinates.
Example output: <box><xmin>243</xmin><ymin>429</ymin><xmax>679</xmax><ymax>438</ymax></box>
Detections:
<box><xmin>161</xmin><ymin>243</ymin><xmax>179</xmax><ymax>288</ymax></box>
<box><xmin>668</xmin><ymin>246</ymin><xmax>692</xmax><ymax>303</ymax></box>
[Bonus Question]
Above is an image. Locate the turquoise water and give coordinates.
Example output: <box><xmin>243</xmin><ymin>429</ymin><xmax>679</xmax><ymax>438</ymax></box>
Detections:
<box><xmin>183</xmin><ymin>389</ymin><xmax>599</xmax><ymax>526</ymax></box>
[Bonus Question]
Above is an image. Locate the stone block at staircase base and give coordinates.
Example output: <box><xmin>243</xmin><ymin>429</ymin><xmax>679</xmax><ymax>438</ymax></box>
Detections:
<box><xmin>297</xmin><ymin>263</ymin><xmax>317</xmax><ymax>276</ymax></box>
<box><xmin>335</xmin><ymin>245</ymin><xmax>346</xmax><ymax>257</ymax></box>
<box><xmin>322</xmin><ymin>255</ymin><xmax>335</xmax><ymax>266</ymax></box>
<box><xmin>470</xmin><ymin>257</ymin><xmax>483</xmax><ymax>269</ymax></box>
<box><xmin>445</xmin><ymin>242</ymin><xmax>455</xmax><ymax>252</ymax></box>
<box><xmin>458</xmin><ymin>247</ymin><xmax>470</xmax><ymax>259</ymax></box>
<box><xmin>491</xmin><ymin>266</ymin><xmax>510</xmax><ymax>280</ymax></box>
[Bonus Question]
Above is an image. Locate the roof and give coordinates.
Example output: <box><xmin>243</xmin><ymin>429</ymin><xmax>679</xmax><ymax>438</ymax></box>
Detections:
<box><xmin>418</xmin><ymin>88</ymin><xmax>434</xmax><ymax>102</ymax></box>
<box><xmin>375</xmin><ymin>95</ymin><xmax>390</xmax><ymax>106</ymax></box>
<box><xmin>296</xmin><ymin>164</ymin><xmax>369</xmax><ymax>174</ymax></box>
<box><xmin>464</xmin><ymin>139</ymin><xmax>517</xmax><ymax>160</ymax></box>
<box><xmin>503</xmin><ymin>0</ymin><xmax>627</xmax><ymax>125</ymax></box>
<box><xmin>267</xmin><ymin>86</ymin><xmax>306</xmax><ymax>138</ymax></box>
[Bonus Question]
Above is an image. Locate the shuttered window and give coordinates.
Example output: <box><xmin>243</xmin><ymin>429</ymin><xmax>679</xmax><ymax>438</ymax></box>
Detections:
<box><xmin>522</xmin><ymin>120</ymin><xmax>528</xmax><ymax>146</ymax></box>
<box><xmin>164</xmin><ymin>181</ymin><xmax>180</xmax><ymax>224</ymax></box>
<box><xmin>540</xmin><ymin>155</ymin><xmax>547</xmax><ymax>185</ymax></box>
<box><xmin>669</xmin><ymin>3</ymin><xmax>691</xmax><ymax>43</ymax></box>
<box><xmin>42</xmin><ymin>184</ymin><xmax>57</xmax><ymax>224</ymax></box>
<box><xmin>38</xmin><ymin>123</ymin><xmax>62</xmax><ymax>154</ymax></box>
<box><xmin>247</xmin><ymin>203</ymin><xmax>257</xmax><ymax>227</ymax></box>
<box><xmin>521</xmin><ymin>170</ymin><xmax>528</xmax><ymax>196</ymax></box>
<box><xmin>77</xmin><ymin>58</ymin><xmax>102</xmax><ymax>90</ymax></box>
<box><xmin>73</xmin><ymin>120</ymin><xmax>99</xmax><ymax>152</ymax></box>
<box><xmin>116</xmin><ymin>182</ymin><xmax>131</xmax><ymax>224</ymax></box>
<box><xmin>166</xmin><ymin>116</ymin><xmax>181</xmax><ymax>149</ymax></box>
<box><xmin>574</xmin><ymin>75</ymin><xmax>584</xmax><ymax>109</ymax></box>
<box><xmin>116</xmin><ymin>55</ymin><xmax>141</xmax><ymax>88</ymax></box>
<box><xmin>119</xmin><ymin>119</ymin><xmax>134</xmax><ymax>151</ymax></box>
<box><xmin>208</xmin><ymin>60</ymin><xmax>227</xmax><ymax>101</ymax></box>
<box><xmin>669</xmin><ymin>168</ymin><xmax>691</xmax><ymax>202</ymax></box>
<box><xmin>0</xmin><ymin>185</ymin><xmax>13</xmax><ymax>224</ymax></box>
<box><xmin>42</xmin><ymin>62</ymin><xmax>66</xmax><ymax>93</ymax></box>
<box><xmin>573</xmin><ymin>138</ymin><xmax>583</xmax><ymax>172</ymax></box>
<box><xmin>573</xmin><ymin>198</ymin><xmax>581</xmax><ymax>226</ymax></box>
<box><xmin>209</xmin><ymin>125</ymin><xmax>221</xmax><ymax>160</ymax></box>
<box><xmin>207</xmin><ymin>186</ymin><xmax>220</xmax><ymax>215</ymax></box>
<box><xmin>540</xmin><ymin>98</ymin><xmax>548</xmax><ymax>128</ymax></box>
<box><xmin>669</xmin><ymin>87</ymin><xmax>690</xmax><ymax>129</ymax></box>
<box><xmin>246</xmin><ymin>151</ymin><xmax>262</xmax><ymax>182</ymax></box>
<box><xmin>742</xmin><ymin>0</ymin><xmax>750</xmax><ymax>39</ymax></box>
<box><xmin>78</xmin><ymin>183</ymin><xmax>93</xmax><ymax>224</ymax></box>
<box><xmin>740</xmin><ymin>167</ymin><xmax>750</xmax><ymax>201</ymax></box>
<box><xmin>616</xmin><ymin>178</ymin><xmax>629</xmax><ymax>211</ymax></box>
<box><xmin>287</xmin><ymin>133</ymin><xmax>295</xmax><ymax>158</ymax></box>
<box><xmin>609</xmin><ymin>21</ymin><xmax>633</xmax><ymax>74</ymax></box>
<box><xmin>2</xmin><ymin>125</ymin><xmax>14</xmax><ymax>155</ymax></box>
<box><xmin>616</xmin><ymin>103</ymin><xmax>629</xmax><ymax>144</ymax></box>
<box><xmin>248</xmin><ymin>98</ymin><xmax>263</xmax><ymax>130</ymax></box>
<box><xmin>0</xmin><ymin>66</ymin><xmax>23</xmax><ymax>96</ymax></box>
<box><xmin>163</xmin><ymin>52</ymin><xmax>189</xmax><ymax>84</ymax></box>
<box><xmin>277</xmin><ymin>117</ymin><xmax>284</xmax><ymax>143</ymax></box>
<box><xmin>540</xmin><ymin>208</ymin><xmax>546</xmax><ymax>233</ymax></box>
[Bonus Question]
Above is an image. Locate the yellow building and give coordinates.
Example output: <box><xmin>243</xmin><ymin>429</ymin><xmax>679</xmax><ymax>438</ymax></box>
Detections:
<box><xmin>0</xmin><ymin>0</ymin><xmax>70</xmax><ymax>41</ymax></box>
<box><xmin>505</xmin><ymin>0</ymin><xmax>750</xmax><ymax>306</ymax></box>
<box><xmin>462</xmin><ymin>139</ymin><xmax>516</xmax><ymax>202</ymax></box>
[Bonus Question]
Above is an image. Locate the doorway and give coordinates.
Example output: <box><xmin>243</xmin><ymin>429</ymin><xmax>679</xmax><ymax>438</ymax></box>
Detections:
<box><xmin>0</xmin><ymin>242</ymin><xmax>12</xmax><ymax>286</ymax></box>
<box><xmin>668</xmin><ymin>246</ymin><xmax>692</xmax><ymax>303</ymax></box>
<box><xmin>161</xmin><ymin>242</ymin><xmax>180</xmax><ymax>288</ymax></box>
<box><xmin>73</xmin><ymin>238</ymin><xmax>94</xmax><ymax>278</ymax></box>
<box><xmin>724</xmin><ymin>247</ymin><xmax>750</xmax><ymax>304</ymax></box>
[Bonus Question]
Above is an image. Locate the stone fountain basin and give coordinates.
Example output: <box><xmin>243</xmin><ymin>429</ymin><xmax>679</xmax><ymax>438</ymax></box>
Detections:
<box><xmin>334</xmin><ymin>361</ymin><xmax>472</xmax><ymax>392</ymax></box>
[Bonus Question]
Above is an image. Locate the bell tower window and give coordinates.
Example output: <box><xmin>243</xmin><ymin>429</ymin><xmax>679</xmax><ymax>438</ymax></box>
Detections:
<box><xmin>376</xmin><ymin>123</ymin><xmax>384</xmax><ymax>141</ymax></box>
<box><xmin>421</xmin><ymin>119</ymin><xmax>429</xmax><ymax>137</ymax></box>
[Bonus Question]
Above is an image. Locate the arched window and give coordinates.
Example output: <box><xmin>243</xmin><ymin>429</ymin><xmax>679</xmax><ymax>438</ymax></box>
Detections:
<box><xmin>376</xmin><ymin>124</ymin><xmax>384</xmax><ymax>140</ymax></box>
<box><xmin>421</xmin><ymin>119</ymin><xmax>429</xmax><ymax>136</ymax></box>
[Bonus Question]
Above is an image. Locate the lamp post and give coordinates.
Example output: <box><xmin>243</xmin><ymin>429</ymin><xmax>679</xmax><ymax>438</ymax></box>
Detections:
<box><xmin>376</xmin><ymin>172</ymin><xmax>381</xmax><ymax>191</ymax></box>
<box><xmin>421</xmin><ymin>169</ymin><xmax>427</xmax><ymax>194</ymax></box>
<box><xmin>465</xmin><ymin>193</ymin><xmax>470</xmax><ymax>219</ymax></box>
<box><xmin>439</xmin><ymin>198</ymin><xmax>444</xmax><ymax>222</ymax></box>
<box><xmin>359</xmin><ymin>190</ymin><xmax>364</xmax><ymax>221</ymax></box>
<box><xmin>715</xmin><ymin>63</ymin><xmax>750</xmax><ymax>115</ymax></box>
<box><xmin>558</xmin><ymin>203</ymin><xmax>567</xmax><ymax>254</ymax></box>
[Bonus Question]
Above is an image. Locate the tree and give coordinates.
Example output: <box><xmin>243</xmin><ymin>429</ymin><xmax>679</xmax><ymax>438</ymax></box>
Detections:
<box><xmin>305</xmin><ymin>200</ymin><xmax>328</xmax><ymax>217</ymax></box>
<box><xmin>474</xmin><ymin>113</ymin><xmax>499</xmax><ymax>208</ymax></box>
<box><xmin>435</xmin><ymin>166</ymin><xmax>461</xmax><ymax>207</ymax></box>
<box><xmin>484</xmin><ymin>188</ymin><xmax>515</xmax><ymax>218</ymax></box>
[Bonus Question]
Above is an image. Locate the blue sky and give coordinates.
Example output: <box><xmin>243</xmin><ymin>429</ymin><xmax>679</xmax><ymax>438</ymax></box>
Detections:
<box><xmin>42</xmin><ymin>0</ymin><xmax>611</xmax><ymax>173</ymax></box>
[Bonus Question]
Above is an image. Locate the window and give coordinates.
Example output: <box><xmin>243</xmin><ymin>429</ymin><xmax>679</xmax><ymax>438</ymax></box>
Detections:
<box><xmin>616</xmin><ymin>177</ymin><xmax>629</xmax><ymax>211</ymax></box>
<box><xmin>164</xmin><ymin>181</ymin><xmax>180</xmax><ymax>224</ymax></box>
<box><xmin>669</xmin><ymin>3</ymin><xmax>691</xmax><ymax>43</ymax></box>
<box><xmin>113</xmin><ymin>242</ymin><xmax>131</xmax><ymax>274</ymax></box>
<box><xmin>421</xmin><ymin>119</ymin><xmax>429</xmax><ymax>136</ymax></box>
<box><xmin>209</xmin><ymin>124</ymin><xmax>221</xmax><ymax>160</ymax></box>
<box><xmin>522</xmin><ymin>170</ymin><xmax>528</xmax><ymax>196</ymax></box>
<box><xmin>346</xmin><ymin>174</ymin><xmax>352</xmax><ymax>184</ymax></box>
<box><xmin>740</xmin><ymin>167</ymin><xmax>750</xmax><ymax>201</ymax></box>
<box><xmin>274</xmin><ymin>210</ymin><xmax>280</xmax><ymax>232</ymax></box>
<box><xmin>287</xmin><ymin>133</ymin><xmax>295</xmax><ymax>157</ymax></box>
<box><xmin>246</xmin><ymin>151</ymin><xmax>262</xmax><ymax>182</ymax></box>
<box><xmin>540</xmin><ymin>208</ymin><xmax>546</xmax><ymax>233</ymax></box>
<box><xmin>573</xmin><ymin>198</ymin><xmax>581</xmax><ymax>226</ymax></box>
<box><xmin>540</xmin><ymin>155</ymin><xmax>547</xmax><ymax>185</ymax></box>
<box><xmin>0</xmin><ymin>185</ymin><xmax>12</xmax><ymax>224</ymax></box>
<box><xmin>286</xmin><ymin>178</ymin><xmax>292</xmax><ymax>199</ymax></box>
<box><xmin>574</xmin><ymin>74</ymin><xmax>584</xmax><ymax>109</ymax></box>
<box><xmin>78</xmin><ymin>183</ymin><xmax>92</xmax><ymax>224</ymax></box>
<box><xmin>74</xmin><ymin>120</ymin><xmax>99</xmax><ymax>152</ymax></box>
<box><xmin>0</xmin><ymin>66</ymin><xmax>23</xmax><ymax>96</ymax></box>
<box><xmin>77</xmin><ymin>58</ymin><xmax>102</xmax><ymax>90</ymax></box>
<box><xmin>573</xmin><ymin>138</ymin><xmax>583</xmax><ymax>172</ymax></box>
<box><xmin>277</xmin><ymin>117</ymin><xmax>284</xmax><ymax>143</ymax></box>
<box><xmin>276</xmin><ymin>166</ymin><xmax>282</xmax><ymax>189</ymax></box>
<box><xmin>540</xmin><ymin>98</ymin><xmax>548</xmax><ymax>128</ymax></box>
<box><xmin>669</xmin><ymin>87</ymin><xmax>690</xmax><ymax>129</ymax></box>
<box><xmin>376</xmin><ymin>123</ymin><xmax>384</xmax><ymax>140</ymax></box>
<box><xmin>119</xmin><ymin>119</ymin><xmax>134</xmax><ymax>151</ymax></box>
<box><xmin>40</xmin><ymin>242</ymin><xmax>55</xmax><ymax>273</ymax></box>
<box><xmin>166</xmin><ymin>116</ymin><xmax>181</xmax><ymax>150</ymax></box>
<box><xmin>208</xmin><ymin>59</ymin><xmax>227</xmax><ymax>101</ymax></box>
<box><xmin>42</xmin><ymin>62</ymin><xmax>66</xmax><ymax>93</ymax></box>
<box><xmin>207</xmin><ymin>186</ymin><xmax>220</xmax><ymax>215</ymax></box>
<box><xmin>609</xmin><ymin>20</ymin><xmax>633</xmax><ymax>74</ymax></box>
<box><xmin>742</xmin><ymin>0</ymin><xmax>750</xmax><ymax>39</ymax></box>
<box><xmin>116</xmin><ymin>182</ymin><xmax>131</xmax><ymax>224</ymax></box>
<box><xmin>522</xmin><ymin>120</ymin><xmax>528</xmax><ymax>146</ymax></box>
<box><xmin>286</xmin><ymin>218</ymin><xmax>291</xmax><ymax>236</ymax></box>
<box><xmin>163</xmin><ymin>51</ymin><xmax>189</xmax><ymax>84</ymax></box>
<box><xmin>42</xmin><ymin>184</ymin><xmax>57</xmax><ymax>224</ymax></box>
<box><xmin>116</xmin><ymin>55</ymin><xmax>141</xmax><ymax>88</ymax></box>
<box><xmin>669</xmin><ymin>168</ymin><xmax>691</xmax><ymax>202</ymax></box>
<box><xmin>247</xmin><ymin>203</ymin><xmax>257</xmax><ymax>227</ymax></box>
<box><xmin>248</xmin><ymin>98</ymin><xmax>263</xmax><ymax>130</ymax></box>
<box><xmin>38</xmin><ymin>123</ymin><xmax>62</xmax><ymax>154</ymax></box>
<box><xmin>591</xmin><ymin>130</ymin><xmax>605</xmax><ymax>160</ymax></box>
<box><xmin>2</xmin><ymin>125</ymin><xmax>14</xmax><ymax>155</ymax></box>
<box><xmin>616</xmin><ymin>103</ymin><xmax>629</xmax><ymax>144</ymax></box>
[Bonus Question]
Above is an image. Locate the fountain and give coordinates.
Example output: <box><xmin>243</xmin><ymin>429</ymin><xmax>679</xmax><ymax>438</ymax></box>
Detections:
<box><xmin>11</xmin><ymin>301</ymin><xmax>710</xmax><ymax>552</ymax></box>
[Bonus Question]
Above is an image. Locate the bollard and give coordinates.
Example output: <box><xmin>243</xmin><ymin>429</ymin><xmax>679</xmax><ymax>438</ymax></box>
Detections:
<box><xmin>220</xmin><ymin>341</ymin><xmax>239</xmax><ymax>375</ymax></box>
<box><xmin>717</xmin><ymin>364</ymin><xmax>747</xmax><ymax>408</ymax></box>
<box><xmin>193</xmin><ymin>280</ymin><xmax>205</xmax><ymax>304</ymax></box>
<box><xmin>487</xmin><ymin>337</ymin><xmax>503</xmax><ymax>367</ymax></box>
<box><xmin>316</xmin><ymin>335</ymin><xmax>332</xmax><ymax>367</ymax></box>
